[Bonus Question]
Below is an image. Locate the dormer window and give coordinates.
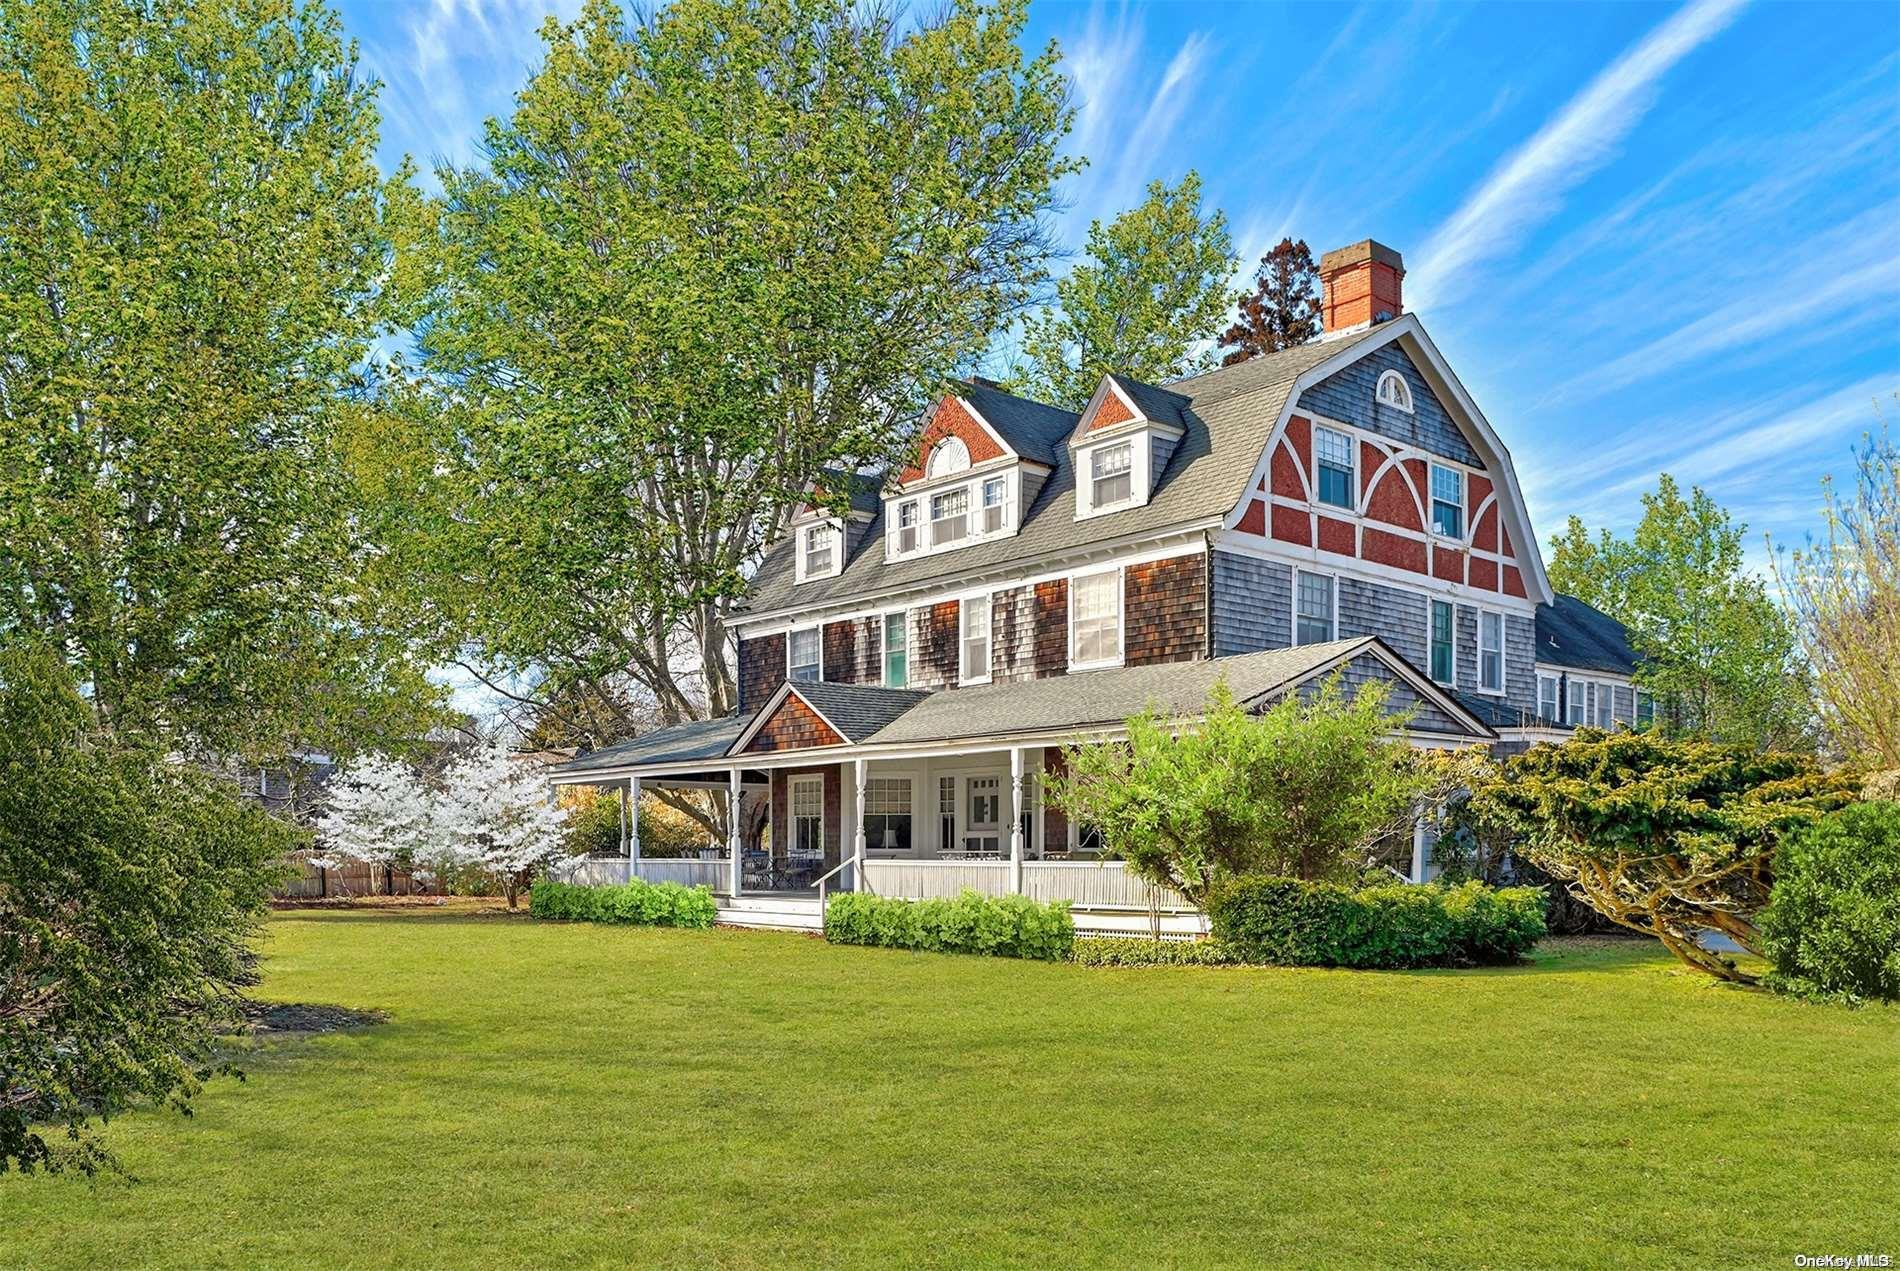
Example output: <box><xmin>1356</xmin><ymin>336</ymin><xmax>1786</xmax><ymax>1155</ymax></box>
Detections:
<box><xmin>981</xmin><ymin>476</ymin><xmax>1009</xmax><ymax>534</ymax></box>
<box><xmin>893</xmin><ymin>499</ymin><xmax>919</xmax><ymax>554</ymax></box>
<box><xmin>1091</xmin><ymin>442</ymin><xmax>1134</xmax><ymax>508</ymax></box>
<box><xmin>926</xmin><ymin>436</ymin><xmax>970</xmax><ymax>478</ymax></box>
<box><xmin>930</xmin><ymin>487</ymin><xmax>969</xmax><ymax>546</ymax></box>
<box><xmin>1376</xmin><ymin>370</ymin><xmax>1414</xmax><ymax>413</ymax></box>
<box><xmin>802</xmin><ymin>523</ymin><xmax>837</xmax><ymax>578</ymax></box>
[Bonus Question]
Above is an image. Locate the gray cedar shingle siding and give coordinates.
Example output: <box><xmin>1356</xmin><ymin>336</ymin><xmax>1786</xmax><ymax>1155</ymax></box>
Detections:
<box><xmin>1338</xmin><ymin>575</ymin><xmax>1426</xmax><ymax>668</ymax></box>
<box><xmin>1211</xmin><ymin>551</ymin><xmax>1292</xmax><ymax>656</ymax></box>
<box><xmin>1506</xmin><ymin>614</ymin><xmax>1537</xmax><ymax>710</ymax></box>
<box><xmin>1295</xmin><ymin>343</ymin><xmax>1482</xmax><ymax>469</ymax></box>
<box><xmin>1455</xmin><ymin>604</ymin><xmax>1480</xmax><ymax>691</ymax></box>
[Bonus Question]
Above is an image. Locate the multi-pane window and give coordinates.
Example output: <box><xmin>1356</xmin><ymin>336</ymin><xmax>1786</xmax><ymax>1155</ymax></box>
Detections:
<box><xmin>938</xmin><ymin>776</ymin><xmax>956</xmax><ymax>852</ymax></box>
<box><xmin>790</xmin><ymin>776</ymin><xmax>824</xmax><ymax>858</ymax></box>
<box><xmin>981</xmin><ymin>476</ymin><xmax>1008</xmax><ymax>534</ymax></box>
<box><xmin>1429</xmin><ymin>600</ymin><xmax>1454</xmax><ymax>684</ymax></box>
<box><xmin>1315</xmin><ymin>426</ymin><xmax>1355</xmax><ymax>509</ymax></box>
<box><xmin>863</xmin><ymin>778</ymin><xmax>912</xmax><ymax>853</ymax></box>
<box><xmin>1480</xmin><ymin>611</ymin><xmax>1504</xmax><ymax>692</ymax></box>
<box><xmin>1071</xmin><ymin>570</ymin><xmax>1122</xmax><ymax>667</ymax></box>
<box><xmin>926</xmin><ymin>436</ymin><xmax>969</xmax><ymax>478</ymax></box>
<box><xmin>883</xmin><ymin>612</ymin><xmax>908</xmax><ymax>687</ymax></box>
<box><xmin>893</xmin><ymin>500</ymin><xmax>919</xmax><ymax>554</ymax></box>
<box><xmin>1377</xmin><ymin>369</ymin><xmax>1414</xmax><ymax>412</ymax></box>
<box><xmin>788</xmin><ymin>627</ymin><xmax>821</xmax><ymax>682</ymax></box>
<box><xmin>802</xmin><ymin>523</ymin><xmax>837</xmax><ymax>578</ymax></box>
<box><xmin>1539</xmin><ymin>675</ymin><xmax>1560</xmax><ymax>720</ymax></box>
<box><xmin>1295</xmin><ymin>571</ymin><xmax>1335</xmax><ymax>645</ymax></box>
<box><xmin>930</xmin><ymin>487</ymin><xmax>969</xmax><ymax>546</ymax></box>
<box><xmin>1090</xmin><ymin>442</ymin><xmax>1133</xmax><ymax>508</ymax></box>
<box><xmin>1431</xmin><ymin>464</ymin><xmax>1464</xmax><ymax>539</ymax></box>
<box><xmin>960</xmin><ymin>595</ymin><xmax>992</xmax><ymax>683</ymax></box>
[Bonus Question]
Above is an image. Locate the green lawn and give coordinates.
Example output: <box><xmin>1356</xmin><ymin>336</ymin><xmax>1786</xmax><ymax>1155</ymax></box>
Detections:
<box><xmin>5</xmin><ymin>909</ymin><xmax>1897</xmax><ymax>1268</ymax></box>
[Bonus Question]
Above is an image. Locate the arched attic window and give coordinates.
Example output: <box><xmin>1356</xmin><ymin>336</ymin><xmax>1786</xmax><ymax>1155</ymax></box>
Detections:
<box><xmin>926</xmin><ymin>435</ymin><xmax>971</xmax><ymax>478</ymax></box>
<box><xmin>1376</xmin><ymin>370</ymin><xmax>1414</xmax><ymax>414</ymax></box>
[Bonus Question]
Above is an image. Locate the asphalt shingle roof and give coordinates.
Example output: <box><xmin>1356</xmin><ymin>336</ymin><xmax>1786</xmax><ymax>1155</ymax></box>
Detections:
<box><xmin>551</xmin><ymin>714</ymin><xmax>747</xmax><ymax>778</ymax></box>
<box><xmin>743</xmin><ymin>329</ymin><xmax>1385</xmax><ymax>618</ymax></box>
<box><xmin>791</xmin><ymin>680</ymin><xmax>932</xmax><ymax>742</ymax></box>
<box><xmin>1534</xmin><ymin>594</ymin><xmax>1639</xmax><ymax>675</ymax></box>
<box><xmin>1453</xmin><ymin>690</ymin><xmax>1561</xmax><ymax>731</ymax></box>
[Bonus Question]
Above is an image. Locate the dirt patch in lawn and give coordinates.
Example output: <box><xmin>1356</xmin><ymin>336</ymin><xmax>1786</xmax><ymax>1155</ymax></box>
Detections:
<box><xmin>241</xmin><ymin>1000</ymin><xmax>388</xmax><ymax>1038</ymax></box>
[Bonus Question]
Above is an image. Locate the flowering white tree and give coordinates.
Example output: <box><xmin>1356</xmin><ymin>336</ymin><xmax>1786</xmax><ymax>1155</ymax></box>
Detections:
<box><xmin>312</xmin><ymin>756</ymin><xmax>437</xmax><ymax>892</ymax></box>
<box><xmin>436</xmin><ymin>741</ymin><xmax>568</xmax><ymax>908</ymax></box>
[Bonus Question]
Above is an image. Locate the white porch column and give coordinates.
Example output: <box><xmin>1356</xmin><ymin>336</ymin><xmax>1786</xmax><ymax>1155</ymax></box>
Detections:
<box><xmin>852</xmin><ymin>757</ymin><xmax>868</xmax><ymax>891</ymax></box>
<box><xmin>1008</xmin><ymin>746</ymin><xmax>1026</xmax><ymax>894</ymax></box>
<box><xmin>617</xmin><ymin>781</ymin><xmax>630</xmax><ymax>857</ymax></box>
<box><xmin>727</xmin><ymin>768</ymin><xmax>743</xmax><ymax>896</ymax></box>
<box><xmin>628</xmin><ymin>775</ymin><xmax>641</xmax><ymax>863</ymax></box>
<box><xmin>1410</xmin><ymin>810</ymin><xmax>1428</xmax><ymax>884</ymax></box>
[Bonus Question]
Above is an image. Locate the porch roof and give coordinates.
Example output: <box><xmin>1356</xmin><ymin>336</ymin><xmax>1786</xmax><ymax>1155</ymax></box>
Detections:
<box><xmin>552</xmin><ymin>714</ymin><xmax>747</xmax><ymax>779</ymax></box>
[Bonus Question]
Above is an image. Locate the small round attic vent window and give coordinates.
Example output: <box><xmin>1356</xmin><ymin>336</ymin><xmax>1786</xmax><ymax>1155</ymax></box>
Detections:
<box><xmin>1376</xmin><ymin>370</ymin><xmax>1414</xmax><ymax>413</ymax></box>
<box><xmin>926</xmin><ymin>435</ymin><xmax>971</xmax><ymax>478</ymax></box>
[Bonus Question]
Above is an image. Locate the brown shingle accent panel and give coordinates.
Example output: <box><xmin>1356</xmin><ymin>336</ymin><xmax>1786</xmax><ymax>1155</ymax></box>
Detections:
<box><xmin>770</xmin><ymin>765</ymin><xmax>844</xmax><ymax>868</ymax></box>
<box><xmin>1034</xmin><ymin>579</ymin><xmax>1069</xmax><ymax>677</ymax></box>
<box><xmin>738</xmin><ymin>633</ymin><xmax>786</xmax><ymax>711</ymax></box>
<box><xmin>991</xmin><ymin>586</ymin><xmax>1038</xmax><ymax>683</ymax></box>
<box><xmin>1086</xmin><ymin>391</ymin><xmax>1135</xmax><ymax>432</ymax></box>
<box><xmin>910</xmin><ymin>600</ymin><xmax>960</xmax><ymax>689</ymax></box>
<box><xmin>743</xmin><ymin>693</ymin><xmax>843</xmax><ymax>753</ymax></box>
<box><xmin>896</xmin><ymin>396</ymin><xmax>1007</xmax><ymax>485</ymax></box>
<box><xmin>1125</xmin><ymin>553</ymin><xmax>1207</xmax><ymax>667</ymax></box>
<box><xmin>1040</xmin><ymin>747</ymin><xmax>1069</xmax><ymax>853</ymax></box>
<box><xmin>822</xmin><ymin>617</ymin><xmax>882</xmax><ymax>685</ymax></box>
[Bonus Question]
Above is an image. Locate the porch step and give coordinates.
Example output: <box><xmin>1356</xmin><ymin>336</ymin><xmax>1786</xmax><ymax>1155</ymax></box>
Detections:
<box><xmin>717</xmin><ymin>894</ymin><xmax>825</xmax><ymax>933</ymax></box>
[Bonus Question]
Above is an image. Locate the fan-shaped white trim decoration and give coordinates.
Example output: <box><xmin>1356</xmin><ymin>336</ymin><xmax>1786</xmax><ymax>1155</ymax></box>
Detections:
<box><xmin>926</xmin><ymin>435</ymin><xmax>971</xmax><ymax>478</ymax></box>
<box><xmin>1376</xmin><ymin>369</ymin><xmax>1414</xmax><ymax>414</ymax></box>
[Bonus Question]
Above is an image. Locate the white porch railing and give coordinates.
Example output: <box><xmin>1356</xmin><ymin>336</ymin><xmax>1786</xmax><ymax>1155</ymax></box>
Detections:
<box><xmin>861</xmin><ymin>859</ymin><xmax>1011</xmax><ymax>899</ymax></box>
<box><xmin>550</xmin><ymin>857</ymin><xmax>728</xmax><ymax>890</ymax></box>
<box><xmin>1020</xmin><ymin>861</ymin><xmax>1194</xmax><ymax>911</ymax></box>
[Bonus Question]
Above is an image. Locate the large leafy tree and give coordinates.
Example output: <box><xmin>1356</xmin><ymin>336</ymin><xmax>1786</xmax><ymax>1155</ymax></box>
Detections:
<box><xmin>1483</xmin><ymin>729</ymin><xmax>1857</xmax><ymax>982</ymax></box>
<box><xmin>1011</xmin><ymin>171</ymin><xmax>1234</xmax><ymax>410</ymax></box>
<box><xmin>1773</xmin><ymin>423</ymin><xmax>1900</xmax><ymax>773</ymax></box>
<box><xmin>1</xmin><ymin>646</ymin><xmax>292</xmax><ymax>1176</ymax></box>
<box><xmin>371</xmin><ymin>0</ymin><xmax>1076</xmax><ymax>733</ymax></box>
<box><xmin>1044</xmin><ymin>677</ymin><xmax>1425</xmax><ymax>901</ymax></box>
<box><xmin>0</xmin><ymin>0</ymin><xmax>442</xmax><ymax>764</ymax></box>
<box><xmin>1220</xmin><ymin>237</ymin><xmax>1321</xmax><ymax>365</ymax></box>
<box><xmin>1548</xmin><ymin>474</ymin><xmax>1809</xmax><ymax>749</ymax></box>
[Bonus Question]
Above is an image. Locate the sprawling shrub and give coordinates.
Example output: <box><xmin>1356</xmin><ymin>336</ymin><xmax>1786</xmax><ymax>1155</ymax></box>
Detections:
<box><xmin>528</xmin><ymin>879</ymin><xmax>717</xmax><ymax>929</ymax></box>
<box><xmin>1760</xmin><ymin>802</ymin><xmax>1900</xmax><ymax>1002</ymax></box>
<box><xmin>1070</xmin><ymin>938</ymin><xmax>1237</xmax><ymax>967</ymax></box>
<box><xmin>823</xmin><ymin>890</ymin><xmax>1073</xmax><ymax>961</ymax></box>
<box><xmin>1206</xmin><ymin>876</ymin><xmax>1545</xmax><ymax>969</ymax></box>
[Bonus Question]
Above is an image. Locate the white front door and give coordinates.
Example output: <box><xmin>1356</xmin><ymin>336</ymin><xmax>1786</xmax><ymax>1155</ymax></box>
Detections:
<box><xmin>964</xmin><ymin>776</ymin><xmax>1002</xmax><ymax>855</ymax></box>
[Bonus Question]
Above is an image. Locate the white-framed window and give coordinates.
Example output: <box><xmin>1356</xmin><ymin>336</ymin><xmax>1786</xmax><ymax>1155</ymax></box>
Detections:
<box><xmin>787</xmin><ymin>626</ymin><xmax>821</xmax><ymax>682</ymax></box>
<box><xmin>1479</xmin><ymin>611</ymin><xmax>1504</xmax><ymax>693</ymax></box>
<box><xmin>1376</xmin><ymin>369</ymin><xmax>1414</xmax><ymax>413</ymax></box>
<box><xmin>1565</xmin><ymin>678</ymin><xmax>1586</xmax><ymax>726</ymax></box>
<box><xmin>981</xmin><ymin>476</ymin><xmax>1009</xmax><ymax>535</ymax></box>
<box><xmin>1636</xmin><ymin>689</ymin><xmax>1656</xmax><ymax>730</ymax></box>
<box><xmin>1429</xmin><ymin>599</ymin><xmax>1455</xmax><ymax>685</ymax></box>
<box><xmin>1070</xmin><ymin>569</ymin><xmax>1122</xmax><ymax>669</ymax></box>
<box><xmin>1538</xmin><ymin>674</ymin><xmax>1560</xmax><ymax>721</ymax></box>
<box><xmin>1595</xmin><ymin>681</ymin><xmax>1614</xmax><ymax>729</ymax></box>
<box><xmin>883</xmin><ymin>611</ymin><xmax>908</xmax><ymax>688</ymax></box>
<box><xmin>1315</xmin><ymin>425</ymin><xmax>1355</xmax><ymax>510</ymax></box>
<box><xmin>863</xmin><ymin>777</ymin><xmax>913</xmax><ymax>853</ymax></box>
<box><xmin>1090</xmin><ymin>441</ymin><xmax>1134</xmax><ymax>509</ymax></box>
<box><xmin>1295</xmin><ymin>570</ymin><xmax>1335</xmax><ymax>645</ymax></box>
<box><xmin>926</xmin><ymin>435</ymin><xmax>970</xmax><ymax>478</ymax></box>
<box><xmin>1430</xmin><ymin>464</ymin><xmax>1464</xmax><ymax>539</ymax></box>
<box><xmin>801</xmin><ymin>522</ymin><xmax>838</xmax><ymax>580</ymax></box>
<box><xmin>790</xmin><ymin>775</ymin><xmax>824</xmax><ymax>859</ymax></box>
<box><xmin>892</xmin><ymin>500</ymin><xmax>919</xmax><ymax>555</ymax></box>
<box><xmin>959</xmin><ymin>594</ymin><xmax>992</xmax><ymax>684</ymax></box>
<box><xmin>930</xmin><ymin>487</ymin><xmax>969</xmax><ymax>547</ymax></box>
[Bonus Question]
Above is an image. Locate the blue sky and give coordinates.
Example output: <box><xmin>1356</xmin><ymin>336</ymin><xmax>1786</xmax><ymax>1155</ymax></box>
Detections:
<box><xmin>337</xmin><ymin>0</ymin><xmax>1899</xmax><ymax>564</ymax></box>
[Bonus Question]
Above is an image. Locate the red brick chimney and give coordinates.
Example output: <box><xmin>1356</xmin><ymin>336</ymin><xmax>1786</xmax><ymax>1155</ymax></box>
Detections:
<box><xmin>1320</xmin><ymin>240</ymin><xmax>1404</xmax><ymax>331</ymax></box>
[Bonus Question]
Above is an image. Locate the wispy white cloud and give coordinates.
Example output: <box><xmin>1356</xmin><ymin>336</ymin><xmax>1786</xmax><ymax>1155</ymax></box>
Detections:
<box><xmin>1408</xmin><ymin>0</ymin><xmax>1749</xmax><ymax>309</ymax></box>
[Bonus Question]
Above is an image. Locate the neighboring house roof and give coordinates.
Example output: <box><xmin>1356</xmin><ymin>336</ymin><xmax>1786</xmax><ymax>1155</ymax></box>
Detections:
<box><xmin>1535</xmin><ymin>594</ymin><xmax>1639</xmax><ymax>676</ymax></box>
<box><xmin>742</xmin><ymin>327</ymin><xmax>1387</xmax><ymax>620</ymax></box>
<box><xmin>553</xmin><ymin>715</ymin><xmax>748</xmax><ymax>778</ymax></box>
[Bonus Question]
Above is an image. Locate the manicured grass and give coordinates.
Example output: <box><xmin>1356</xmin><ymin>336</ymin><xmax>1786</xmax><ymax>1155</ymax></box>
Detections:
<box><xmin>5</xmin><ymin>909</ymin><xmax>1896</xmax><ymax>1267</ymax></box>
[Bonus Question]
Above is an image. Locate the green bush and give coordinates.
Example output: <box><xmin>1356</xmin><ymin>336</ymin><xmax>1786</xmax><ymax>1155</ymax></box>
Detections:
<box><xmin>1760</xmin><ymin>802</ymin><xmax>1900</xmax><ymax>1003</ymax></box>
<box><xmin>528</xmin><ymin>878</ymin><xmax>717</xmax><ymax>929</ymax></box>
<box><xmin>1070</xmin><ymin>937</ymin><xmax>1237</xmax><ymax>967</ymax></box>
<box><xmin>1207</xmin><ymin>876</ymin><xmax>1545</xmax><ymax>969</ymax></box>
<box><xmin>823</xmin><ymin>890</ymin><xmax>1073</xmax><ymax>961</ymax></box>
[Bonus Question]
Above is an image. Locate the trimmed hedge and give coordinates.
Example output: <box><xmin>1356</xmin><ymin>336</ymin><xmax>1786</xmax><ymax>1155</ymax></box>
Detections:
<box><xmin>823</xmin><ymin>890</ymin><xmax>1073</xmax><ymax>961</ymax></box>
<box><xmin>529</xmin><ymin>878</ymin><xmax>717</xmax><ymax>929</ymax></box>
<box><xmin>1070</xmin><ymin>937</ymin><xmax>1237</xmax><ymax>967</ymax></box>
<box><xmin>1207</xmin><ymin>876</ymin><xmax>1545</xmax><ymax>969</ymax></box>
<box><xmin>1761</xmin><ymin>801</ymin><xmax>1900</xmax><ymax>1003</ymax></box>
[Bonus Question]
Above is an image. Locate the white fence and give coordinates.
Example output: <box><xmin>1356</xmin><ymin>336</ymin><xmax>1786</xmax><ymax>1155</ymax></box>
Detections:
<box><xmin>550</xmin><ymin>857</ymin><xmax>729</xmax><ymax>890</ymax></box>
<box><xmin>860</xmin><ymin>858</ymin><xmax>1193</xmax><ymax>911</ymax></box>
